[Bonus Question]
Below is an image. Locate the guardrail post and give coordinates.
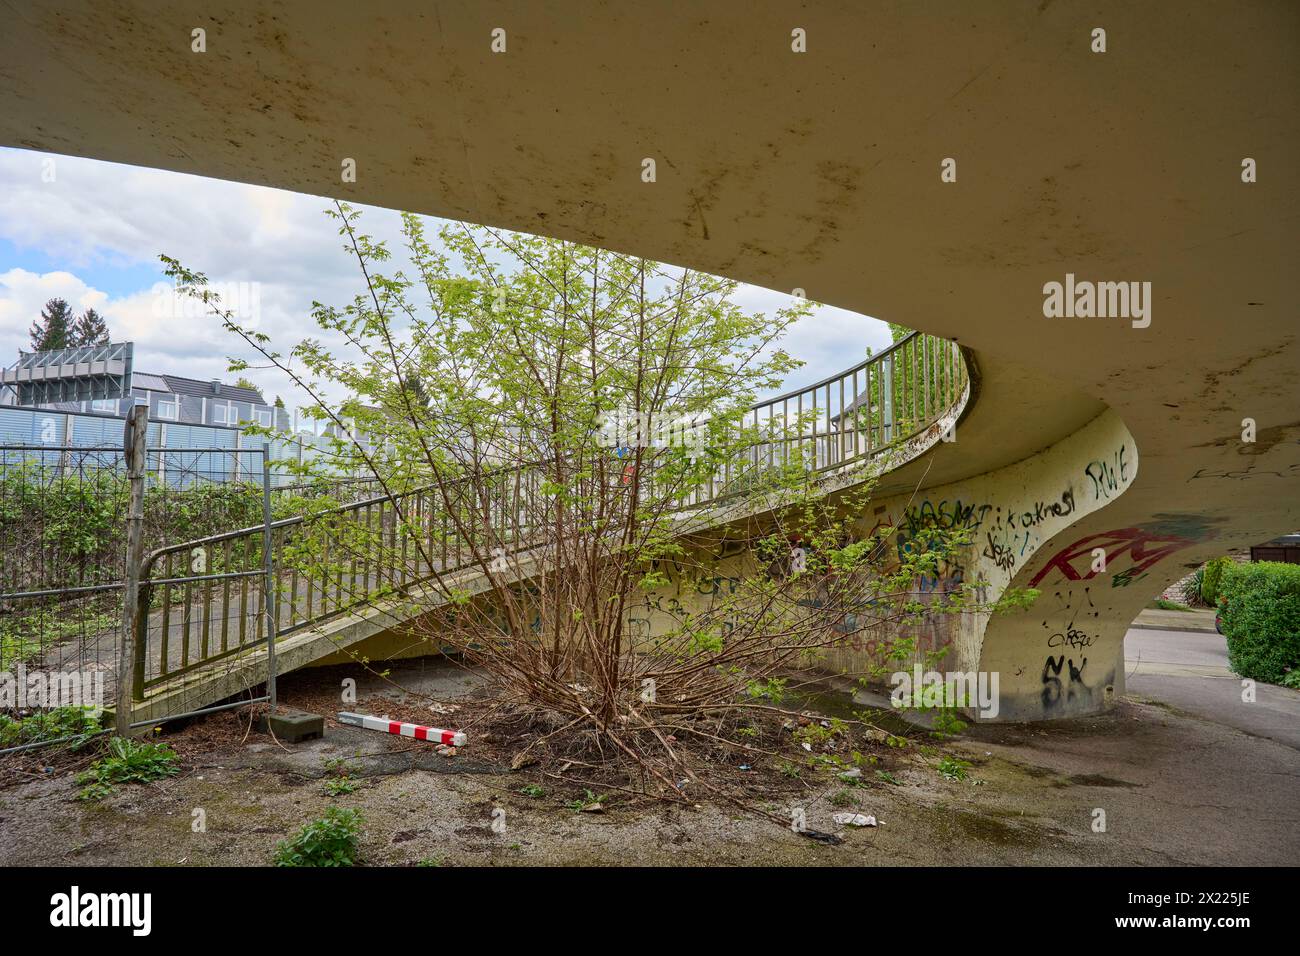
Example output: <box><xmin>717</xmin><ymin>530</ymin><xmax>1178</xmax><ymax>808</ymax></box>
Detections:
<box><xmin>882</xmin><ymin>356</ymin><xmax>894</xmax><ymax>442</ymax></box>
<box><xmin>261</xmin><ymin>443</ymin><xmax>278</xmax><ymax>713</ymax></box>
<box><xmin>117</xmin><ymin>403</ymin><xmax>148</xmax><ymax>734</ymax></box>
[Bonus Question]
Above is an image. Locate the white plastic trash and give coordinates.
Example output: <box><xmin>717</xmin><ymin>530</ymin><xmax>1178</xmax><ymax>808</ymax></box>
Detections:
<box><xmin>833</xmin><ymin>813</ymin><xmax>878</xmax><ymax>827</ymax></box>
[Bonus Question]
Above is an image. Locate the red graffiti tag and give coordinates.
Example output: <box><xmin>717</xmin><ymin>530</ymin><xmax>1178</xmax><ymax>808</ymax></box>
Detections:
<box><xmin>1029</xmin><ymin>526</ymin><xmax>1199</xmax><ymax>587</ymax></box>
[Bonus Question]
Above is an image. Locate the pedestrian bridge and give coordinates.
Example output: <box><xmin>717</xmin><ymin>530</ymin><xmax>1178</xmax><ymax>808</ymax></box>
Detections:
<box><xmin>125</xmin><ymin>333</ymin><xmax>972</xmax><ymax>722</ymax></box>
<box><xmin>2</xmin><ymin>1</ymin><xmax>1296</xmax><ymax>723</ymax></box>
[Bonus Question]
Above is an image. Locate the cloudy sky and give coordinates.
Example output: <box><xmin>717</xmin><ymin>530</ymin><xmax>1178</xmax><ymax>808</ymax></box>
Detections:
<box><xmin>0</xmin><ymin>147</ymin><xmax>891</xmax><ymax>408</ymax></box>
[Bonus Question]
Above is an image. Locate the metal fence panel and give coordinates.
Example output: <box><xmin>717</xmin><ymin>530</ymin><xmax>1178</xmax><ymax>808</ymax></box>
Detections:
<box><xmin>0</xmin><ymin>404</ymin><xmax>359</xmax><ymax>487</ymax></box>
<box><xmin>0</xmin><ymin>439</ymin><xmax>279</xmax><ymax>749</ymax></box>
<box><xmin>0</xmin><ymin>447</ymin><xmax>129</xmax><ymax>744</ymax></box>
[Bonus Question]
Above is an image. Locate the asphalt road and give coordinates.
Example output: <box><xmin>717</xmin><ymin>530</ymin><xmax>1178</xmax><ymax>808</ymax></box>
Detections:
<box><xmin>1124</xmin><ymin>626</ymin><xmax>1300</xmax><ymax>751</ymax></box>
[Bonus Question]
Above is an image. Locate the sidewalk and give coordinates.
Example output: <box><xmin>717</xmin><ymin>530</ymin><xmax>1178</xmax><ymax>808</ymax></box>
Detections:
<box><xmin>1130</xmin><ymin>607</ymin><xmax>1217</xmax><ymax>633</ymax></box>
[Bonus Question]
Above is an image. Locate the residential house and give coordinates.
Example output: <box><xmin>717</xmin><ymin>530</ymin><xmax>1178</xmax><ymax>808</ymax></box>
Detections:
<box><xmin>3</xmin><ymin>367</ymin><xmax>290</xmax><ymax>430</ymax></box>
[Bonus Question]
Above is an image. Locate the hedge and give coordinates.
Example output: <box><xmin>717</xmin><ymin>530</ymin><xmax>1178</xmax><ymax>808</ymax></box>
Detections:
<box><xmin>1217</xmin><ymin>561</ymin><xmax>1300</xmax><ymax>685</ymax></box>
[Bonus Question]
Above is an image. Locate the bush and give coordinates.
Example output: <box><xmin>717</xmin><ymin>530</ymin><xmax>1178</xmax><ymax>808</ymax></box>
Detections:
<box><xmin>1200</xmin><ymin>556</ymin><xmax>1233</xmax><ymax>606</ymax></box>
<box><xmin>0</xmin><ymin>608</ymin><xmax>115</xmax><ymax>669</ymax></box>
<box><xmin>0</xmin><ymin>706</ymin><xmax>101</xmax><ymax>749</ymax></box>
<box><xmin>1218</xmin><ymin>562</ymin><xmax>1300</xmax><ymax>685</ymax></box>
<box><xmin>274</xmin><ymin>807</ymin><xmax>363</xmax><ymax>867</ymax></box>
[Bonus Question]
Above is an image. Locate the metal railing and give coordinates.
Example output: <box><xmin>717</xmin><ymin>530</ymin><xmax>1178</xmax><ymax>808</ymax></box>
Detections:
<box><xmin>131</xmin><ymin>331</ymin><xmax>969</xmax><ymax>698</ymax></box>
<box><xmin>662</xmin><ymin>330</ymin><xmax>966</xmax><ymax>505</ymax></box>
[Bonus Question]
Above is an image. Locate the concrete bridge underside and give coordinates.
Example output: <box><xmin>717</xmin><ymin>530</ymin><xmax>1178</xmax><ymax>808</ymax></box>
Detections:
<box><xmin>2</xmin><ymin>1</ymin><xmax>1297</xmax><ymax>720</ymax></box>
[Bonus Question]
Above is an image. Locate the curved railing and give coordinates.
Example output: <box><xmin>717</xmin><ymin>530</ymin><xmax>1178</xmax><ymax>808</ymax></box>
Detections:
<box><xmin>672</xmin><ymin>330</ymin><xmax>967</xmax><ymax>506</ymax></box>
<box><xmin>132</xmin><ymin>331</ymin><xmax>968</xmax><ymax>697</ymax></box>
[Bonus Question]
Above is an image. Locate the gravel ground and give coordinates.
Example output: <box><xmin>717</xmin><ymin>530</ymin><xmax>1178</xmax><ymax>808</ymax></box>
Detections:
<box><xmin>1</xmin><ymin>658</ymin><xmax>1295</xmax><ymax>866</ymax></box>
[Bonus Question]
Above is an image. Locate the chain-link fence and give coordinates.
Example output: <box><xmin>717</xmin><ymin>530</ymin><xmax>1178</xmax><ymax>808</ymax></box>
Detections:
<box><xmin>0</xmin><ymin>437</ymin><xmax>288</xmax><ymax>752</ymax></box>
<box><xmin>0</xmin><ymin>445</ymin><xmax>126</xmax><ymax>751</ymax></box>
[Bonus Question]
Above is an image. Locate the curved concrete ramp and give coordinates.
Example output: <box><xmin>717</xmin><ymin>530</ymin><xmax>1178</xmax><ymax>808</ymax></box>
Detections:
<box><xmin>3</xmin><ymin>1</ymin><xmax>1297</xmax><ymax>720</ymax></box>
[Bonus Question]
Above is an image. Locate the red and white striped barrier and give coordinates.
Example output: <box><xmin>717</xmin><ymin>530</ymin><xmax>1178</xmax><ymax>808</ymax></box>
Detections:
<box><xmin>337</xmin><ymin>712</ymin><xmax>466</xmax><ymax>747</ymax></box>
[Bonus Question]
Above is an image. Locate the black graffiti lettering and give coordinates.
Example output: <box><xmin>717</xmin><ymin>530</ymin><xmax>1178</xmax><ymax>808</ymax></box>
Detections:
<box><xmin>982</xmin><ymin>530</ymin><xmax>1017</xmax><ymax>571</ymax></box>
<box><xmin>1048</xmin><ymin>626</ymin><xmax>1094</xmax><ymax>650</ymax></box>
<box><xmin>1086</xmin><ymin>446</ymin><xmax>1128</xmax><ymax>501</ymax></box>
<box><xmin>1041</xmin><ymin>655</ymin><xmax>1091</xmax><ymax>712</ymax></box>
<box><xmin>1020</xmin><ymin>489</ymin><xmax>1076</xmax><ymax>528</ymax></box>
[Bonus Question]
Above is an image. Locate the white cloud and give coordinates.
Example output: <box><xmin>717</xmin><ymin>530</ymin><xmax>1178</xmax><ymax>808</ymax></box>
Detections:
<box><xmin>0</xmin><ymin>268</ymin><xmax>253</xmax><ymax>387</ymax></box>
<box><xmin>0</xmin><ymin>269</ymin><xmax>103</xmax><ymax>342</ymax></box>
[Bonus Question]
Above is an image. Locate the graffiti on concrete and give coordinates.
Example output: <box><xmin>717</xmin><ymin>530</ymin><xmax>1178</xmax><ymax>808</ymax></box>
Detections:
<box><xmin>917</xmin><ymin>556</ymin><xmax>968</xmax><ymax>594</ymax></box>
<box><xmin>1041</xmin><ymin>586</ymin><xmax>1100</xmax><ymax>650</ymax></box>
<box><xmin>973</xmin><ymin>489</ymin><xmax>1072</xmax><ymax>576</ymax></box>
<box><xmin>898</xmin><ymin>497</ymin><xmax>999</xmax><ymax>591</ymax></box>
<box><xmin>1041</xmin><ymin>654</ymin><xmax>1093</xmax><ymax>713</ymax></box>
<box><xmin>1029</xmin><ymin>525</ymin><xmax>1202</xmax><ymax>588</ymax></box>
<box><xmin>694</xmin><ymin>574</ymin><xmax>742</xmax><ymax>597</ymax></box>
<box><xmin>895</xmin><ymin>486</ymin><xmax>1077</xmax><ymax>586</ymax></box>
<box><xmin>1109</xmin><ymin>566</ymin><xmax>1150</xmax><ymax>588</ymax></box>
<box><xmin>901</xmin><ymin>499</ymin><xmax>992</xmax><ymax>534</ymax></box>
<box><xmin>1188</xmin><ymin>461</ymin><xmax>1300</xmax><ymax>482</ymax></box>
<box><xmin>1048</xmin><ymin>625</ymin><xmax>1093</xmax><ymax>650</ymax></box>
<box><xmin>1084</xmin><ymin>444</ymin><xmax>1130</xmax><ymax>501</ymax></box>
<box><xmin>982</xmin><ymin>529</ymin><xmax>1018</xmax><ymax>572</ymax></box>
<box><xmin>639</xmin><ymin>592</ymin><xmax>686</xmax><ymax>618</ymax></box>
<box><xmin>1013</xmin><ymin>489</ymin><xmax>1077</xmax><ymax>529</ymax></box>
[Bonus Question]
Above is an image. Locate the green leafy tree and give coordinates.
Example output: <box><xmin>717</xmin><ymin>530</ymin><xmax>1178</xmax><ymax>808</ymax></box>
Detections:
<box><xmin>161</xmin><ymin>204</ymin><xmax>1004</xmax><ymax>800</ymax></box>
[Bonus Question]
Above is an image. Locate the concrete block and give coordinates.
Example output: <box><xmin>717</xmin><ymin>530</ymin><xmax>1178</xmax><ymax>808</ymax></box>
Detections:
<box><xmin>254</xmin><ymin>709</ymin><xmax>325</xmax><ymax>743</ymax></box>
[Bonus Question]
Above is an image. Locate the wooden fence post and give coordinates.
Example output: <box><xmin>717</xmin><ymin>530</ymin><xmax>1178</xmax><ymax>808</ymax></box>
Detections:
<box><xmin>117</xmin><ymin>403</ymin><xmax>149</xmax><ymax>735</ymax></box>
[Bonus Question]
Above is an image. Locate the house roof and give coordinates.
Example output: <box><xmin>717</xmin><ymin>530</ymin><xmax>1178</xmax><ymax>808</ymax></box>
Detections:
<box><xmin>132</xmin><ymin>372</ymin><xmax>171</xmax><ymax>392</ymax></box>
<box><xmin>128</xmin><ymin>372</ymin><xmax>267</xmax><ymax>406</ymax></box>
<box><xmin>159</xmin><ymin>374</ymin><xmax>265</xmax><ymax>405</ymax></box>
